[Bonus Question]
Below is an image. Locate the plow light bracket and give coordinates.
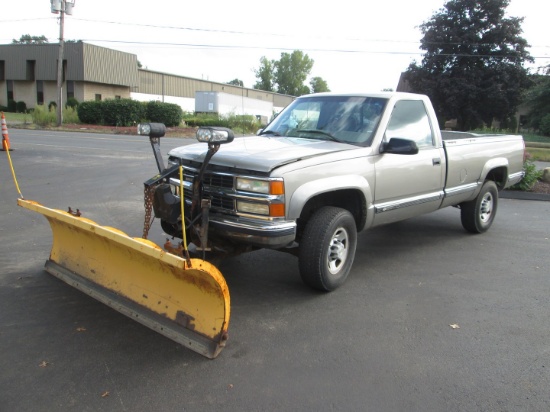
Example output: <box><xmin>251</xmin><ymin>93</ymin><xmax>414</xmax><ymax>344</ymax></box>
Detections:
<box><xmin>138</xmin><ymin>123</ymin><xmax>166</xmax><ymax>138</ymax></box>
<box><xmin>196</xmin><ymin>127</ymin><xmax>234</xmax><ymax>144</ymax></box>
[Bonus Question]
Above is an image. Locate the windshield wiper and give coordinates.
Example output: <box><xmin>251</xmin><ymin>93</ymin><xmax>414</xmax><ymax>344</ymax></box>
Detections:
<box><xmin>295</xmin><ymin>129</ymin><xmax>342</xmax><ymax>142</ymax></box>
<box><xmin>259</xmin><ymin>130</ymin><xmax>282</xmax><ymax>136</ymax></box>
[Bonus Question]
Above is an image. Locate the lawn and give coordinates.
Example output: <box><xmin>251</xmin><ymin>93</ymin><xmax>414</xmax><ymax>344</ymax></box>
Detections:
<box><xmin>2</xmin><ymin>112</ymin><xmax>33</xmax><ymax>123</ymax></box>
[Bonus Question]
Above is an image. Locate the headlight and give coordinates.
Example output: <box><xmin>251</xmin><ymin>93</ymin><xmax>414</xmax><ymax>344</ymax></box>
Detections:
<box><xmin>236</xmin><ymin>178</ymin><xmax>284</xmax><ymax>195</ymax></box>
<box><xmin>237</xmin><ymin>201</ymin><xmax>269</xmax><ymax>215</ymax></box>
<box><xmin>236</xmin><ymin>178</ymin><xmax>270</xmax><ymax>194</ymax></box>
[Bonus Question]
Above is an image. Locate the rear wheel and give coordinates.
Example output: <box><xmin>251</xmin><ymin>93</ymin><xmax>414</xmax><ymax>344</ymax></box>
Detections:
<box><xmin>460</xmin><ymin>180</ymin><xmax>498</xmax><ymax>233</ymax></box>
<box><xmin>299</xmin><ymin>206</ymin><xmax>357</xmax><ymax>291</ymax></box>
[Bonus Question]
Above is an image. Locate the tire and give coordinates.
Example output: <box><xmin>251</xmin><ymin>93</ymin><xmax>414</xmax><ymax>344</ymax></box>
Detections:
<box><xmin>299</xmin><ymin>206</ymin><xmax>357</xmax><ymax>292</ymax></box>
<box><xmin>460</xmin><ymin>180</ymin><xmax>499</xmax><ymax>233</ymax></box>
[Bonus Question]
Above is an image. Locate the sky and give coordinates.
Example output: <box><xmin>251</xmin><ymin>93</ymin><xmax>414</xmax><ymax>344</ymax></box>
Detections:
<box><xmin>1</xmin><ymin>0</ymin><xmax>548</xmax><ymax>93</ymax></box>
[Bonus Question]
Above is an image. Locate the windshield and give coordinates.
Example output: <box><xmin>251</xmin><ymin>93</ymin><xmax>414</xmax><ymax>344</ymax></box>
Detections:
<box><xmin>261</xmin><ymin>95</ymin><xmax>388</xmax><ymax>146</ymax></box>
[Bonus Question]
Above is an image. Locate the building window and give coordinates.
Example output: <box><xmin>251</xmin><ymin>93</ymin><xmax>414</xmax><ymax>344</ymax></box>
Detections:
<box><xmin>7</xmin><ymin>80</ymin><xmax>14</xmax><ymax>102</ymax></box>
<box><xmin>58</xmin><ymin>59</ymin><xmax>68</xmax><ymax>82</ymax></box>
<box><xmin>36</xmin><ymin>80</ymin><xmax>44</xmax><ymax>105</ymax></box>
<box><xmin>115</xmin><ymin>95</ymin><xmax>121</xmax><ymax>99</ymax></box>
<box><xmin>0</xmin><ymin>61</ymin><xmax>5</xmax><ymax>81</ymax></box>
<box><xmin>26</xmin><ymin>60</ymin><xmax>36</xmax><ymax>81</ymax></box>
<box><xmin>67</xmin><ymin>81</ymin><xmax>74</xmax><ymax>99</ymax></box>
<box><xmin>95</xmin><ymin>94</ymin><xmax>102</xmax><ymax>101</ymax></box>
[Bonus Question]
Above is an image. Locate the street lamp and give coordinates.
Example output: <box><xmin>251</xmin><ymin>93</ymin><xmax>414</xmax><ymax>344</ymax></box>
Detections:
<box><xmin>51</xmin><ymin>0</ymin><xmax>75</xmax><ymax>127</ymax></box>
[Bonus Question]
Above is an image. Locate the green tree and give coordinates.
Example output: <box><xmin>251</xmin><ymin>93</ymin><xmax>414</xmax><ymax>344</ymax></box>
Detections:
<box><xmin>275</xmin><ymin>51</ymin><xmax>314</xmax><ymax>96</ymax></box>
<box><xmin>12</xmin><ymin>34</ymin><xmax>48</xmax><ymax>44</ymax></box>
<box><xmin>254</xmin><ymin>51</ymin><xmax>323</xmax><ymax>96</ymax></box>
<box><xmin>310</xmin><ymin>77</ymin><xmax>330</xmax><ymax>93</ymax></box>
<box><xmin>227</xmin><ymin>79</ymin><xmax>244</xmax><ymax>87</ymax></box>
<box><xmin>523</xmin><ymin>65</ymin><xmax>550</xmax><ymax>133</ymax></box>
<box><xmin>254</xmin><ymin>57</ymin><xmax>275</xmax><ymax>92</ymax></box>
<box><xmin>404</xmin><ymin>0</ymin><xmax>532</xmax><ymax>131</ymax></box>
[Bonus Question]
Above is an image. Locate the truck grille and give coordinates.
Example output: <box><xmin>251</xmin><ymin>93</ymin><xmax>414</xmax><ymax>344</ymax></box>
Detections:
<box><xmin>182</xmin><ymin>168</ymin><xmax>235</xmax><ymax>213</ymax></box>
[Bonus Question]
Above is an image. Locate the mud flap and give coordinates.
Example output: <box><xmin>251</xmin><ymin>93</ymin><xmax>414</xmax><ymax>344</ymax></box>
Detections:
<box><xmin>18</xmin><ymin>199</ymin><xmax>230</xmax><ymax>359</ymax></box>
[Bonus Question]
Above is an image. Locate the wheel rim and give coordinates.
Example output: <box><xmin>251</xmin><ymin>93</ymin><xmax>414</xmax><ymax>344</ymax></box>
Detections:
<box><xmin>479</xmin><ymin>192</ymin><xmax>494</xmax><ymax>223</ymax></box>
<box><xmin>327</xmin><ymin>227</ymin><xmax>349</xmax><ymax>275</ymax></box>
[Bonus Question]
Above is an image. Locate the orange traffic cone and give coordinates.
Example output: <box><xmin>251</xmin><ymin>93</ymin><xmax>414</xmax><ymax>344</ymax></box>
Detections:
<box><xmin>1</xmin><ymin>112</ymin><xmax>13</xmax><ymax>151</ymax></box>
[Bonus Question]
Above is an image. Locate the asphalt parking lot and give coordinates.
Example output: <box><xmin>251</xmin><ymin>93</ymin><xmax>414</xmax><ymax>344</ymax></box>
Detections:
<box><xmin>1</xmin><ymin>129</ymin><xmax>549</xmax><ymax>411</ymax></box>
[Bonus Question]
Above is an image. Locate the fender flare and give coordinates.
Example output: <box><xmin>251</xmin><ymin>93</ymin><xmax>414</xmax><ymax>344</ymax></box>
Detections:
<box><xmin>480</xmin><ymin>157</ymin><xmax>509</xmax><ymax>187</ymax></box>
<box><xmin>287</xmin><ymin>175</ymin><xmax>374</xmax><ymax>230</ymax></box>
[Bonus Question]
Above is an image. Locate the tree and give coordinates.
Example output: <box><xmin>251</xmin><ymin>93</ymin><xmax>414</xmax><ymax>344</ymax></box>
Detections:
<box><xmin>227</xmin><ymin>79</ymin><xmax>244</xmax><ymax>87</ymax></box>
<box><xmin>274</xmin><ymin>51</ymin><xmax>314</xmax><ymax>96</ymax></box>
<box><xmin>254</xmin><ymin>51</ymin><xmax>326</xmax><ymax>96</ymax></box>
<box><xmin>404</xmin><ymin>0</ymin><xmax>532</xmax><ymax>131</ymax></box>
<box><xmin>523</xmin><ymin>65</ymin><xmax>550</xmax><ymax>133</ymax></box>
<box><xmin>254</xmin><ymin>57</ymin><xmax>275</xmax><ymax>92</ymax></box>
<box><xmin>310</xmin><ymin>77</ymin><xmax>330</xmax><ymax>93</ymax></box>
<box><xmin>12</xmin><ymin>34</ymin><xmax>48</xmax><ymax>44</ymax></box>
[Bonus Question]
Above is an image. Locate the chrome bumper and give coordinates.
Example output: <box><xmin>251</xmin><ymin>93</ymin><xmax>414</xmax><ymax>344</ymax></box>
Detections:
<box><xmin>209</xmin><ymin>214</ymin><xmax>296</xmax><ymax>248</ymax></box>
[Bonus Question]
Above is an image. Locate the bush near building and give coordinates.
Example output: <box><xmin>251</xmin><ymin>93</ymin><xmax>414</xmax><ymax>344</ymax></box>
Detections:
<box><xmin>77</xmin><ymin>99</ymin><xmax>184</xmax><ymax>127</ymax></box>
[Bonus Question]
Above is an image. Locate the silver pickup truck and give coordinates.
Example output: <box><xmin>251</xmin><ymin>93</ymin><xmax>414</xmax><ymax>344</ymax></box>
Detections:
<box><xmin>148</xmin><ymin>92</ymin><xmax>525</xmax><ymax>291</ymax></box>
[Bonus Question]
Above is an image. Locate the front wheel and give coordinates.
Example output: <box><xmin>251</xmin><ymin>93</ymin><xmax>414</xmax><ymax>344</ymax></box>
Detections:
<box><xmin>460</xmin><ymin>180</ymin><xmax>498</xmax><ymax>233</ymax></box>
<box><xmin>299</xmin><ymin>207</ymin><xmax>357</xmax><ymax>292</ymax></box>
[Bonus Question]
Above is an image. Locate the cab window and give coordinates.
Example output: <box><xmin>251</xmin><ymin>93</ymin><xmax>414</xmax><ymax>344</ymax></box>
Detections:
<box><xmin>385</xmin><ymin>100</ymin><xmax>434</xmax><ymax>148</ymax></box>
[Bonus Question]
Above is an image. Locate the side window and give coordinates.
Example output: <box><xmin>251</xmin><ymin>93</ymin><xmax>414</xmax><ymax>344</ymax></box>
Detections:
<box><xmin>385</xmin><ymin>100</ymin><xmax>434</xmax><ymax>148</ymax></box>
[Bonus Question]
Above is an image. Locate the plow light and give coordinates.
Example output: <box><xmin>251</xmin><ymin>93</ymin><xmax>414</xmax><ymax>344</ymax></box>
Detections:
<box><xmin>138</xmin><ymin>123</ymin><xmax>166</xmax><ymax>138</ymax></box>
<box><xmin>197</xmin><ymin>127</ymin><xmax>235</xmax><ymax>144</ymax></box>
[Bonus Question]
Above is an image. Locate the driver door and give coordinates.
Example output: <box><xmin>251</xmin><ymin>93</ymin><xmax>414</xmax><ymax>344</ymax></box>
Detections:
<box><xmin>372</xmin><ymin>99</ymin><xmax>446</xmax><ymax>226</ymax></box>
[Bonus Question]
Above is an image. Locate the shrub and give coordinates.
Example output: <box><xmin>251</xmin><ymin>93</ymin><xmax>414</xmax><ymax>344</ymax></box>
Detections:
<box><xmin>146</xmin><ymin>101</ymin><xmax>183</xmax><ymax>127</ymax></box>
<box><xmin>8</xmin><ymin>100</ymin><xmax>17</xmax><ymax>112</ymax></box>
<box><xmin>183</xmin><ymin>112</ymin><xmax>229</xmax><ymax>128</ymax></box>
<box><xmin>510</xmin><ymin>159</ymin><xmax>543</xmax><ymax>191</ymax></box>
<box><xmin>31</xmin><ymin>104</ymin><xmax>56</xmax><ymax>126</ymax></box>
<box><xmin>48</xmin><ymin>101</ymin><xmax>57</xmax><ymax>111</ymax></box>
<box><xmin>16</xmin><ymin>101</ymin><xmax>27</xmax><ymax>113</ymax></box>
<box><xmin>101</xmin><ymin>99</ymin><xmax>145</xmax><ymax>126</ymax></box>
<box><xmin>66</xmin><ymin>97</ymin><xmax>79</xmax><ymax>109</ymax></box>
<box><xmin>540</xmin><ymin>114</ymin><xmax>550</xmax><ymax>137</ymax></box>
<box><xmin>228</xmin><ymin>114</ymin><xmax>260</xmax><ymax>134</ymax></box>
<box><xmin>63</xmin><ymin>106</ymin><xmax>80</xmax><ymax>124</ymax></box>
<box><xmin>77</xmin><ymin>100</ymin><xmax>103</xmax><ymax>124</ymax></box>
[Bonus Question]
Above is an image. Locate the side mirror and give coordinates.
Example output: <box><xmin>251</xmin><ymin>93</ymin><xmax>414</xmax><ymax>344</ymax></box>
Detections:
<box><xmin>196</xmin><ymin>127</ymin><xmax>235</xmax><ymax>144</ymax></box>
<box><xmin>380</xmin><ymin>137</ymin><xmax>419</xmax><ymax>155</ymax></box>
<box><xmin>137</xmin><ymin>123</ymin><xmax>166</xmax><ymax>138</ymax></box>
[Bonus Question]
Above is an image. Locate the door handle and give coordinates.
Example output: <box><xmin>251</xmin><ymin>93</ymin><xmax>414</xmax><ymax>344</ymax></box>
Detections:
<box><xmin>432</xmin><ymin>158</ymin><xmax>441</xmax><ymax>166</ymax></box>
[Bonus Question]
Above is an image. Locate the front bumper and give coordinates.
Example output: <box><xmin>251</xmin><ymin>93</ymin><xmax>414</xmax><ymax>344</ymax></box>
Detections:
<box><xmin>152</xmin><ymin>184</ymin><xmax>296</xmax><ymax>249</ymax></box>
<box><xmin>208</xmin><ymin>214</ymin><xmax>296</xmax><ymax>248</ymax></box>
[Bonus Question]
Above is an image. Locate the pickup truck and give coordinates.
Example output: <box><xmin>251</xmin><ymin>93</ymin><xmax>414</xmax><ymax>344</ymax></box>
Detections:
<box><xmin>147</xmin><ymin>92</ymin><xmax>525</xmax><ymax>291</ymax></box>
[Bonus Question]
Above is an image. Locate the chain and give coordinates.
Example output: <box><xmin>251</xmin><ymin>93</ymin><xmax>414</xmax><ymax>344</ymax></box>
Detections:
<box><xmin>142</xmin><ymin>184</ymin><xmax>156</xmax><ymax>239</ymax></box>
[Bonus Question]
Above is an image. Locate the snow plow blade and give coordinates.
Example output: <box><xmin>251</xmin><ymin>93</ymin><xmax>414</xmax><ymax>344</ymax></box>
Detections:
<box><xmin>18</xmin><ymin>198</ymin><xmax>230</xmax><ymax>359</ymax></box>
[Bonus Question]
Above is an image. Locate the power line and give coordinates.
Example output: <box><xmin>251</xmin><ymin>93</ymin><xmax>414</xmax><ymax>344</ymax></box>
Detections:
<box><xmin>2</xmin><ymin>16</ymin><xmax>548</xmax><ymax>55</ymax></box>
<box><xmin>79</xmin><ymin>38</ymin><xmax>550</xmax><ymax>60</ymax></box>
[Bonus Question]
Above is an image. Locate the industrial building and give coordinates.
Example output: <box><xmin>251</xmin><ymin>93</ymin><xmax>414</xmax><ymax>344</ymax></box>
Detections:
<box><xmin>0</xmin><ymin>42</ymin><xmax>294</xmax><ymax>119</ymax></box>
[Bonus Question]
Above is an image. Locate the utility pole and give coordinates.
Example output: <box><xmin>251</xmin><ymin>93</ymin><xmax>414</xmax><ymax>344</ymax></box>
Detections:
<box><xmin>51</xmin><ymin>0</ymin><xmax>75</xmax><ymax>127</ymax></box>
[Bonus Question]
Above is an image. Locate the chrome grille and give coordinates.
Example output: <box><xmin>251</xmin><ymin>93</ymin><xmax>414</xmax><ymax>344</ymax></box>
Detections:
<box><xmin>182</xmin><ymin>168</ymin><xmax>235</xmax><ymax>213</ymax></box>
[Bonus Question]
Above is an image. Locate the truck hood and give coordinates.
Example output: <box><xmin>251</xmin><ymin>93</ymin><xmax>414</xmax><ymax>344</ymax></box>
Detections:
<box><xmin>168</xmin><ymin>136</ymin><xmax>357</xmax><ymax>173</ymax></box>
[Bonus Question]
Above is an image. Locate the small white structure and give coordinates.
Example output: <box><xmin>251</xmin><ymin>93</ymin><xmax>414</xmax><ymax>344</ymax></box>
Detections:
<box><xmin>195</xmin><ymin>91</ymin><xmax>273</xmax><ymax>124</ymax></box>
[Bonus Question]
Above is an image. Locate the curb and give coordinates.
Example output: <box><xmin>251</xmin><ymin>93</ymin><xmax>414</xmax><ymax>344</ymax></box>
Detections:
<box><xmin>501</xmin><ymin>190</ymin><xmax>550</xmax><ymax>201</ymax></box>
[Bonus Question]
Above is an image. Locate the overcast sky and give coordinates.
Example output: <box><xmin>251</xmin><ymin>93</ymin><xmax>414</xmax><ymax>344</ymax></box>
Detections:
<box><xmin>1</xmin><ymin>0</ymin><xmax>548</xmax><ymax>93</ymax></box>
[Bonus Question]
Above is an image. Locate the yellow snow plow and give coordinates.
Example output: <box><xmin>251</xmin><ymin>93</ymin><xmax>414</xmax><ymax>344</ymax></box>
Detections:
<box><xmin>15</xmin><ymin>124</ymin><xmax>236</xmax><ymax>359</ymax></box>
<box><xmin>17</xmin><ymin>198</ymin><xmax>229</xmax><ymax>359</ymax></box>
